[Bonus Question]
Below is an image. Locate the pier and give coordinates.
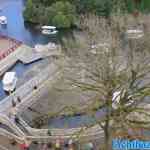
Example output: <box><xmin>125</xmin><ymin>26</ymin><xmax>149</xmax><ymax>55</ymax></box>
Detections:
<box><xmin>0</xmin><ymin>35</ymin><xmax>62</xmax><ymax>76</ymax></box>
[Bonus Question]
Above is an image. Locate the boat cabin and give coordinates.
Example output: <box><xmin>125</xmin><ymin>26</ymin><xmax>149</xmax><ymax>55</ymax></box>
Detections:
<box><xmin>2</xmin><ymin>72</ymin><xmax>17</xmax><ymax>92</ymax></box>
<box><xmin>41</xmin><ymin>26</ymin><xmax>57</xmax><ymax>35</ymax></box>
<box><xmin>0</xmin><ymin>16</ymin><xmax>7</xmax><ymax>25</ymax></box>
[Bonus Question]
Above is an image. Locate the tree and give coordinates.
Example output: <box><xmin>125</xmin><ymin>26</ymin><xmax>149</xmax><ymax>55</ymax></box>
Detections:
<box><xmin>58</xmin><ymin>15</ymin><xmax>150</xmax><ymax>149</ymax></box>
<box><xmin>23</xmin><ymin>0</ymin><xmax>34</xmax><ymax>22</ymax></box>
<box><xmin>46</xmin><ymin>1</ymin><xmax>76</xmax><ymax>28</ymax></box>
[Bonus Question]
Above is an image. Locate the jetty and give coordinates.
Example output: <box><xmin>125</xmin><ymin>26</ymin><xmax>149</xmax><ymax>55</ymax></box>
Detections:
<box><xmin>0</xmin><ymin>35</ymin><xmax>105</xmax><ymax>146</ymax></box>
<box><xmin>0</xmin><ymin>35</ymin><xmax>61</xmax><ymax>76</ymax></box>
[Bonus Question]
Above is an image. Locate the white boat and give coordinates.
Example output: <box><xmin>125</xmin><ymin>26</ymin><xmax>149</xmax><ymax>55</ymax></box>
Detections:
<box><xmin>0</xmin><ymin>16</ymin><xmax>7</xmax><ymax>25</ymax></box>
<box><xmin>2</xmin><ymin>72</ymin><xmax>18</xmax><ymax>92</ymax></box>
<box><xmin>41</xmin><ymin>26</ymin><xmax>58</xmax><ymax>35</ymax></box>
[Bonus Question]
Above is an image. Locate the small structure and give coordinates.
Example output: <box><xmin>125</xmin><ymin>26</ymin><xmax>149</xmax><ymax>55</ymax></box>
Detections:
<box><xmin>112</xmin><ymin>90</ymin><xmax>134</xmax><ymax>109</ymax></box>
<box><xmin>34</xmin><ymin>42</ymin><xmax>61</xmax><ymax>57</ymax></box>
<box><xmin>112</xmin><ymin>91</ymin><xmax>121</xmax><ymax>109</ymax></box>
<box><xmin>2</xmin><ymin>72</ymin><xmax>18</xmax><ymax>92</ymax></box>
<box><xmin>126</xmin><ymin>29</ymin><xmax>144</xmax><ymax>39</ymax></box>
<box><xmin>41</xmin><ymin>26</ymin><xmax>58</xmax><ymax>35</ymax></box>
<box><xmin>0</xmin><ymin>16</ymin><xmax>7</xmax><ymax>25</ymax></box>
<box><xmin>35</xmin><ymin>42</ymin><xmax>57</xmax><ymax>52</ymax></box>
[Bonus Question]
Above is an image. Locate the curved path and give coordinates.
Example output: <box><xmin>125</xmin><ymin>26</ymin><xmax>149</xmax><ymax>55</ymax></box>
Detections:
<box><xmin>0</xmin><ymin>60</ymin><xmax>104</xmax><ymax>144</ymax></box>
<box><xmin>0</xmin><ymin>114</ymin><xmax>104</xmax><ymax>143</ymax></box>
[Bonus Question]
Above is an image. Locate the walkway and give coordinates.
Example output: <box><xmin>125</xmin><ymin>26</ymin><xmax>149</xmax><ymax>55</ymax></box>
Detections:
<box><xmin>0</xmin><ymin>62</ymin><xmax>104</xmax><ymax>144</ymax></box>
<box><xmin>0</xmin><ymin>62</ymin><xmax>61</xmax><ymax>115</ymax></box>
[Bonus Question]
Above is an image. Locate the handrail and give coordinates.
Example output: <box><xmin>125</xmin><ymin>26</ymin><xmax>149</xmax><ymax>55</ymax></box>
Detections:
<box><xmin>0</xmin><ymin>145</ymin><xmax>9</xmax><ymax>150</ymax></box>
<box><xmin>0</xmin><ymin>114</ymin><xmax>25</xmax><ymax>137</ymax></box>
<box><xmin>0</xmin><ymin>128</ymin><xmax>24</xmax><ymax>143</ymax></box>
<box><xmin>0</xmin><ymin>114</ymin><xmax>104</xmax><ymax>143</ymax></box>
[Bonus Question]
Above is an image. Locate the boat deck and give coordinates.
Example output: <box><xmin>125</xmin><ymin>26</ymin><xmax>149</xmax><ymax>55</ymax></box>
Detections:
<box><xmin>0</xmin><ymin>35</ymin><xmax>22</xmax><ymax>61</ymax></box>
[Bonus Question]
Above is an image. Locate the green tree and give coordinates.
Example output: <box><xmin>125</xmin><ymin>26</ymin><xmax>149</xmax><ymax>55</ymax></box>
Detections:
<box><xmin>52</xmin><ymin>12</ymin><xmax>71</xmax><ymax>28</ymax></box>
<box><xmin>46</xmin><ymin>1</ymin><xmax>76</xmax><ymax>28</ymax></box>
<box><xmin>23</xmin><ymin>0</ymin><xmax>34</xmax><ymax>21</ymax></box>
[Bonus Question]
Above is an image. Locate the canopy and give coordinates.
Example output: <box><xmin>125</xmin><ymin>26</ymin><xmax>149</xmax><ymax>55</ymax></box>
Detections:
<box><xmin>41</xmin><ymin>26</ymin><xmax>56</xmax><ymax>30</ymax></box>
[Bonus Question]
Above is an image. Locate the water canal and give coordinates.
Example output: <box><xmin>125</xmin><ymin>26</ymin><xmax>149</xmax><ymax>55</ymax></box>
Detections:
<box><xmin>0</xmin><ymin>1</ymin><xmax>148</xmax><ymax>139</ymax></box>
<box><xmin>0</xmin><ymin>0</ymin><xmax>107</xmax><ymax>131</ymax></box>
<box><xmin>0</xmin><ymin>0</ymin><xmax>72</xmax><ymax>47</ymax></box>
<box><xmin>0</xmin><ymin>60</ymin><xmax>42</xmax><ymax>101</ymax></box>
<box><xmin>0</xmin><ymin>0</ymin><xmax>119</xmax><ymax>129</ymax></box>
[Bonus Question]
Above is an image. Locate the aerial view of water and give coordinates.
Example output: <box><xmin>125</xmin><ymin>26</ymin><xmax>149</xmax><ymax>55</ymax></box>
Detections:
<box><xmin>0</xmin><ymin>61</ymin><xmax>39</xmax><ymax>101</ymax></box>
<box><xmin>0</xmin><ymin>0</ymin><xmax>72</xmax><ymax>47</ymax></box>
<box><xmin>0</xmin><ymin>0</ymin><xmax>105</xmax><ymax>128</ymax></box>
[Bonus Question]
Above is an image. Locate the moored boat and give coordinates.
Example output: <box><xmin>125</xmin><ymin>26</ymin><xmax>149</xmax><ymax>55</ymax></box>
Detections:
<box><xmin>41</xmin><ymin>26</ymin><xmax>58</xmax><ymax>35</ymax></box>
<box><xmin>0</xmin><ymin>16</ymin><xmax>7</xmax><ymax>25</ymax></box>
<box><xmin>2</xmin><ymin>72</ymin><xmax>18</xmax><ymax>93</ymax></box>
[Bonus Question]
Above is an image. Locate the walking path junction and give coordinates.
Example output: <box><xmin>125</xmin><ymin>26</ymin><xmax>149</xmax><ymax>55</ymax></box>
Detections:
<box><xmin>0</xmin><ymin>35</ymin><xmax>61</xmax><ymax>76</ymax></box>
<box><xmin>0</xmin><ymin>64</ymin><xmax>104</xmax><ymax>144</ymax></box>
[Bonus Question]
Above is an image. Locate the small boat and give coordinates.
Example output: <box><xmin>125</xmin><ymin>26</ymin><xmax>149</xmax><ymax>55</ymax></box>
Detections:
<box><xmin>0</xmin><ymin>16</ymin><xmax>7</xmax><ymax>25</ymax></box>
<box><xmin>41</xmin><ymin>26</ymin><xmax>58</xmax><ymax>35</ymax></box>
<box><xmin>2</xmin><ymin>72</ymin><xmax>18</xmax><ymax>92</ymax></box>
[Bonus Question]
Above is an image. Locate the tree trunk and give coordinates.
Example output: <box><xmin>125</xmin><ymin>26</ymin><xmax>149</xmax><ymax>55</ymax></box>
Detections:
<box><xmin>104</xmin><ymin>93</ymin><xmax>112</xmax><ymax>150</ymax></box>
<box><xmin>104</xmin><ymin>122</ymin><xmax>112</xmax><ymax>150</ymax></box>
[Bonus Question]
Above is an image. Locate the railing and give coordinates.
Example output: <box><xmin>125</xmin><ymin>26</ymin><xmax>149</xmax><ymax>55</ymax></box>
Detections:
<box><xmin>0</xmin><ymin>114</ymin><xmax>25</xmax><ymax>137</ymax></box>
<box><xmin>0</xmin><ymin>114</ymin><xmax>104</xmax><ymax>144</ymax></box>
<box><xmin>0</xmin><ymin>128</ymin><xmax>24</xmax><ymax>143</ymax></box>
<box><xmin>0</xmin><ymin>113</ymin><xmax>104</xmax><ymax>143</ymax></box>
<box><xmin>17</xmin><ymin>116</ymin><xmax>104</xmax><ymax>142</ymax></box>
<box><xmin>0</xmin><ymin>35</ymin><xmax>22</xmax><ymax>61</ymax></box>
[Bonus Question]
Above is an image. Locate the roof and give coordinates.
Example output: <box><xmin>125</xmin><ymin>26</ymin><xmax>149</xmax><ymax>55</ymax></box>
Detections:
<box><xmin>41</xmin><ymin>26</ymin><xmax>56</xmax><ymax>29</ymax></box>
<box><xmin>2</xmin><ymin>72</ymin><xmax>16</xmax><ymax>84</ymax></box>
<box><xmin>126</xmin><ymin>29</ymin><xmax>143</xmax><ymax>34</ymax></box>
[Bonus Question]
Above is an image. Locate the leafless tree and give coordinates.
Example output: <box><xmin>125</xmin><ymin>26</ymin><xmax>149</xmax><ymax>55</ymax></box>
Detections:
<box><xmin>58</xmin><ymin>14</ymin><xmax>150</xmax><ymax>149</ymax></box>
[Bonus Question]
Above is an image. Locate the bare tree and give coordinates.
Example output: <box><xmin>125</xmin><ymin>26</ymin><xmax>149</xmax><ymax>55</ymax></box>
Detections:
<box><xmin>28</xmin><ymin>14</ymin><xmax>150</xmax><ymax>150</ymax></box>
<box><xmin>58</xmin><ymin>14</ymin><xmax>150</xmax><ymax>149</ymax></box>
